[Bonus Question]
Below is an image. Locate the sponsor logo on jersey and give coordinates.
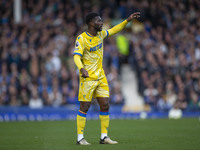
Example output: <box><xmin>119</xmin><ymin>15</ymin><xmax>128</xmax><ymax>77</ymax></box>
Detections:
<box><xmin>90</xmin><ymin>43</ymin><xmax>102</xmax><ymax>52</ymax></box>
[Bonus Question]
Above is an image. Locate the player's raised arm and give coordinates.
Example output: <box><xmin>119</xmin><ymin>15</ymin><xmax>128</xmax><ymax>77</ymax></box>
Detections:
<box><xmin>107</xmin><ymin>12</ymin><xmax>140</xmax><ymax>37</ymax></box>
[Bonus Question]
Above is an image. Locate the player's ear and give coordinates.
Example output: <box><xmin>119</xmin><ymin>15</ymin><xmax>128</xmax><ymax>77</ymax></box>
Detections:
<box><xmin>90</xmin><ymin>21</ymin><xmax>94</xmax><ymax>27</ymax></box>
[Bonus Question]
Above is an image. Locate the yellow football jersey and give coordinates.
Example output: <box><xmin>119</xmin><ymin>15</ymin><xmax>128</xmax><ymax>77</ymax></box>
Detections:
<box><xmin>74</xmin><ymin>30</ymin><xmax>109</xmax><ymax>81</ymax></box>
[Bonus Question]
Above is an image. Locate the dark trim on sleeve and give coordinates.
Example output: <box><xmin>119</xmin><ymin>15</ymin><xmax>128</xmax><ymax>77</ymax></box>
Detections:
<box><xmin>73</xmin><ymin>53</ymin><xmax>83</xmax><ymax>56</ymax></box>
<box><xmin>106</xmin><ymin>30</ymin><xmax>109</xmax><ymax>38</ymax></box>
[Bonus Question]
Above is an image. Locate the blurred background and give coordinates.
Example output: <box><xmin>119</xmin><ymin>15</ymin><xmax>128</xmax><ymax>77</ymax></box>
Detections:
<box><xmin>0</xmin><ymin>0</ymin><xmax>200</xmax><ymax>121</ymax></box>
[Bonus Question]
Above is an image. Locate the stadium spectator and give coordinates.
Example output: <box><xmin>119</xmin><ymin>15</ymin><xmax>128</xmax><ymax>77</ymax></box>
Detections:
<box><xmin>187</xmin><ymin>89</ymin><xmax>200</xmax><ymax>112</ymax></box>
<box><xmin>110</xmin><ymin>81</ymin><xmax>124</xmax><ymax>104</ymax></box>
<box><xmin>29</xmin><ymin>87</ymin><xmax>43</xmax><ymax>109</ymax></box>
<box><xmin>143</xmin><ymin>83</ymin><xmax>158</xmax><ymax>110</ymax></box>
<box><xmin>19</xmin><ymin>89</ymin><xmax>29</xmax><ymax>106</ymax></box>
<box><xmin>48</xmin><ymin>87</ymin><xmax>63</xmax><ymax>107</ymax></box>
<box><xmin>67</xmin><ymin>89</ymin><xmax>78</xmax><ymax>104</ymax></box>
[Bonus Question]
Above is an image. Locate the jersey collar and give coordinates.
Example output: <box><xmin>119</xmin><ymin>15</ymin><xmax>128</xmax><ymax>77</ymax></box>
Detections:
<box><xmin>85</xmin><ymin>32</ymin><xmax>94</xmax><ymax>37</ymax></box>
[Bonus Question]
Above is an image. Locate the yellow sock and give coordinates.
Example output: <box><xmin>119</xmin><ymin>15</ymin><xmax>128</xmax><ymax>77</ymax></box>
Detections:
<box><xmin>99</xmin><ymin>112</ymin><xmax>109</xmax><ymax>134</ymax></box>
<box><xmin>77</xmin><ymin>110</ymin><xmax>86</xmax><ymax>135</ymax></box>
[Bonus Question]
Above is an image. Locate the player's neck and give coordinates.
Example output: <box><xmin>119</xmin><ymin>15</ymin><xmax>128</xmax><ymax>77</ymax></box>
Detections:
<box><xmin>87</xmin><ymin>28</ymin><xmax>97</xmax><ymax>36</ymax></box>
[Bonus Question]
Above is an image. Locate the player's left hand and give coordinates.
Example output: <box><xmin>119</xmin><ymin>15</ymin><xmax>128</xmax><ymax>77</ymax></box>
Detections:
<box><xmin>126</xmin><ymin>12</ymin><xmax>140</xmax><ymax>22</ymax></box>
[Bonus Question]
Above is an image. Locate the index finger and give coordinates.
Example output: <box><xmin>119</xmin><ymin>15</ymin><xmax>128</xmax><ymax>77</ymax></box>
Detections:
<box><xmin>133</xmin><ymin>12</ymin><xmax>140</xmax><ymax>15</ymax></box>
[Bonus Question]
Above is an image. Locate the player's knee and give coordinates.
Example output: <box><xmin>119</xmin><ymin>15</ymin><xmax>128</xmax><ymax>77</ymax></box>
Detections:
<box><xmin>83</xmin><ymin>104</ymin><xmax>90</xmax><ymax>113</ymax></box>
<box><xmin>80</xmin><ymin>102</ymin><xmax>91</xmax><ymax>113</ymax></box>
<box><xmin>102</xmin><ymin>103</ymin><xmax>110</xmax><ymax>112</ymax></box>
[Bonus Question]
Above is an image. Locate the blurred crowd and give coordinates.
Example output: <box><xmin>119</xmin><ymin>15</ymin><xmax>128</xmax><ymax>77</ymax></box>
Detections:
<box><xmin>127</xmin><ymin>0</ymin><xmax>200</xmax><ymax>112</ymax></box>
<box><xmin>0</xmin><ymin>0</ymin><xmax>125</xmax><ymax>108</ymax></box>
<box><xmin>0</xmin><ymin>0</ymin><xmax>200</xmax><ymax>112</ymax></box>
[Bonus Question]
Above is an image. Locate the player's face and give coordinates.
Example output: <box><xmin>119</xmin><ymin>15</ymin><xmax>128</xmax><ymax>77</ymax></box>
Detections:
<box><xmin>93</xmin><ymin>16</ymin><xmax>103</xmax><ymax>31</ymax></box>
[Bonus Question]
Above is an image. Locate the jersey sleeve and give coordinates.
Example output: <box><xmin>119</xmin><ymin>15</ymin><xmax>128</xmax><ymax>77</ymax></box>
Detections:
<box><xmin>74</xmin><ymin>35</ymin><xmax>84</xmax><ymax>56</ymax></box>
<box><xmin>107</xmin><ymin>20</ymin><xmax>128</xmax><ymax>37</ymax></box>
<box><xmin>101</xmin><ymin>30</ymin><xmax>109</xmax><ymax>39</ymax></box>
<box><xmin>74</xmin><ymin>55</ymin><xmax>84</xmax><ymax>70</ymax></box>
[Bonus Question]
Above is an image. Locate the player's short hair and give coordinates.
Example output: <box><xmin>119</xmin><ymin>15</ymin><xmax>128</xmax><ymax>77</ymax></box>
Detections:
<box><xmin>85</xmin><ymin>12</ymin><xmax>99</xmax><ymax>25</ymax></box>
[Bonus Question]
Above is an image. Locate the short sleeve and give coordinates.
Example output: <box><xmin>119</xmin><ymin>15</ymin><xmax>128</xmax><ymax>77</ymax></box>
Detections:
<box><xmin>74</xmin><ymin>36</ymin><xmax>84</xmax><ymax>56</ymax></box>
<box><xmin>101</xmin><ymin>30</ymin><xmax>109</xmax><ymax>39</ymax></box>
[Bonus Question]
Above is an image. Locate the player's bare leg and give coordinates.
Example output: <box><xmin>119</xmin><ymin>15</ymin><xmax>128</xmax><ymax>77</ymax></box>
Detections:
<box><xmin>80</xmin><ymin>101</ymin><xmax>91</xmax><ymax>113</ymax></box>
<box><xmin>97</xmin><ymin>97</ymin><xmax>118</xmax><ymax>144</ymax></box>
<box><xmin>77</xmin><ymin>102</ymin><xmax>91</xmax><ymax>145</ymax></box>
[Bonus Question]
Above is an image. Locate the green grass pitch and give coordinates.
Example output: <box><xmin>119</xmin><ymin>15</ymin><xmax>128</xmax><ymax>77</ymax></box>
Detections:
<box><xmin>0</xmin><ymin>118</ymin><xmax>200</xmax><ymax>150</ymax></box>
